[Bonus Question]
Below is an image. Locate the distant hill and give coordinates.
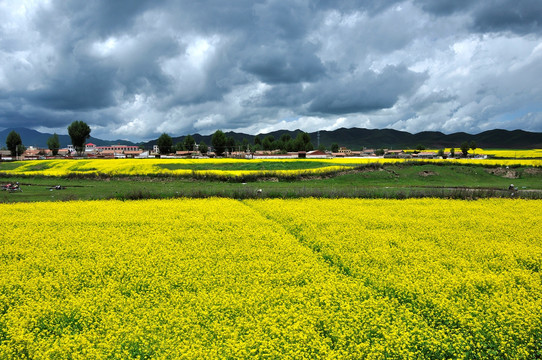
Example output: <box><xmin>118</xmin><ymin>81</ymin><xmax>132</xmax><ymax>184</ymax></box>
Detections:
<box><xmin>2</xmin><ymin>127</ymin><xmax>541</xmax><ymax>150</ymax></box>
<box><xmin>142</xmin><ymin>128</ymin><xmax>542</xmax><ymax>150</ymax></box>
<box><xmin>0</xmin><ymin>128</ymin><xmax>137</xmax><ymax>148</ymax></box>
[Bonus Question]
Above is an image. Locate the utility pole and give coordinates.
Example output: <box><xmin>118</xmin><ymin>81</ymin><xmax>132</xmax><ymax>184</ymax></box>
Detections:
<box><xmin>317</xmin><ymin>131</ymin><xmax>320</xmax><ymax>148</ymax></box>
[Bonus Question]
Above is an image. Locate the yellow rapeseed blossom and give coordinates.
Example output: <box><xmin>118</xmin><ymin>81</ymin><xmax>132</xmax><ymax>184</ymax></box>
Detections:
<box><xmin>0</xmin><ymin>157</ymin><xmax>540</xmax><ymax>178</ymax></box>
<box><xmin>0</xmin><ymin>198</ymin><xmax>541</xmax><ymax>358</ymax></box>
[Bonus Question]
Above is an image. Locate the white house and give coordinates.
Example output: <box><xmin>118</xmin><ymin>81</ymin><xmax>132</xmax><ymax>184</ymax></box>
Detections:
<box><xmin>85</xmin><ymin>143</ymin><xmax>96</xmax><ymax>152</ymax></box>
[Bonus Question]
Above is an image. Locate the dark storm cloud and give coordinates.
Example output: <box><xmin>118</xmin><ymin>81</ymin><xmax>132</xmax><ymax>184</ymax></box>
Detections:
<box><xmin>34</xmin><ymin>0</ymin><xmax>165</xmax><ymax>38</ymax></box>
<box><xmin>307</xmin><ymin>66</ymin><xmax>426</xmax><ymax>115</ymax></box>
<box><xmin>251</xmin><ymin>84</ymin><xmax>306</xmax><ymax>108</ymax></box>
<box><xmin>471</xmin><ymin>0</ymin><xmax>542</xmax><ymax>34</ymax></box>
<box><xmin>241</xmin><ymin>42</ymin><xmax>326</xmax><ymax>84</ymax></box>
<box><xmin>414</xmin><ymin>0</ymin><xmax>474</xmax><ymax>15</ymax></box>
<box><xmin>0</xmin><ymin>96</ymin><xmax>77</xmax><ymax>128</ymax></box>
<box><xmin>313</xmin><ymin>0</ymin><xmax>403</xmax><ymax>15</ymax></box>
<box><xmin>26</xmin><ymin>62</ymin><xmax>117</xmax><ymax>111</ymax></box>
<box><xmin>416</xmin><ymin>0</ymin><xmax>542</xmax><ymax>34</ymax></box>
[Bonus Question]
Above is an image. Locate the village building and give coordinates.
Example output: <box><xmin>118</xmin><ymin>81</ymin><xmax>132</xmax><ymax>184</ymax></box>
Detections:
<box><xmin>0</xmin><ymin>150</ymin><xmax>11</xmax><ymax>160</ymax></box>
<box><xmin>384</xmin><ymin>150</ymin><xmax>411</xmax><ymax>159</ymax></box>
<box><xmin>96</xmin><ymin>145</ymin><xmax>140</xmax><ymax>153</ymax></box>
<box><xmin>306</xmin><ymin>150</ymin><xmax>328</xmax><ymax>158</ymax></box>
<box><xmin>338</xmin><ymin>147</ymin><xmax>352</xmax><ymax>155</ymax></box>
<box><xmin>85</xmin><ymin>143</ymin><xmax>96</xmax><ymax>152</ymax></box>
<box><xmin>415</xmin><ymin>152</ymin><xmax>437</xmax><ymax>159</ymax></box>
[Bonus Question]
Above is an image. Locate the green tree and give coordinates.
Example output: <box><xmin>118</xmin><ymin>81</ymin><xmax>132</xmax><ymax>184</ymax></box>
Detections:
<box><xmin>450</xmin><ymin>147</ymin><xmax>455</xmax><ymax>158</ymax></box>
<box><xmin>199</xmin><ymin>141</ymin><xmax>208</xmax><ymax>155</ymax></box>
<box><xmin>293</xmin><ymin>132</ymin><xmax>312</xmax><ymax>151</ymax></box>
<box><xmin>375</xmin><ymin>148</ymin><xmax>385</xmax><ymax>156</ymax></box>
<box><xmin>318</xmin><ymin>144</ymin><xmax>326</xmax><ymax>151</ymax></box>
<box><xmin>437</xmin><ymin>148</ymin><xmax>445</xmax><ymax>158</ymax></box>
<box><xmin>212</xmin><ymin>130</ymin><xmax>227</xmax><ymax>156</ymax></box>
<box><xmin>262</xmin><ymin>135</ymin><xmax>275</xmax><ymax>151</ymax></box>
<box><xmin>242</xmin><ymin>138</ymin><xmax>249</xmax><ymax>152</ymax></box>
<box><xmin>460</xmin><ymin>142</ymin><xmax>470</xmax><ymax>157</ymax></box>
<box><xmin>183</xmin><ymin>135</ymin><xmax>196</xmax><ymax>151</ymax></box>
<box><xmin>157</xmin><ymin>133</ymin><xmax>173</xmax><ymax>154</ymax></box>
<box><xmin>280</xmin><ymin>133</ymin><xmax>292</xmax><ymax>143</ymax></box>
<box><xmin>331</xmin><ymin>143</ymin><xmax>339</xmax><ymax>153</ymax></box>
<box><xmin>17</xmin><ymin>144</ymin><xmax>26</xmax><ymax>157</ymax></box>
<box><xmin>47</xmin><ymin>133</ymin><xmax>60</xmax><ymax>156</ymax></box>
<box><xmin>285</xmin><ymin>140</ymin><xmax>295</xmax><ymax>152</ymax></box>
<box><xmin>301</xmin><ymin>132</ymin><xmax>311</xmax><ymax>146</ymax></box>
<box><xmin>226</xmin><ymin>136</ymin><xmax>236</xmax><ymax>153</ymax></box>
<box><xmin>469</xmin><ymin>140</ymin><xmax>477</xmax><ymax>155</ymax></box>
<box><xmin>254</xmin><ymin>135</ymin><xmax>261</xmax><ymax>146</ymax></box>
<box><xmin>67</xmin><ymin>121</ymin><xmax>91</xmax><ymax>156</ymax></box>
<box><xmin>6</xmin><ymin>130</ymin><xmax>22</xmax><ymax>157</ymax></box>
<box><xmin>416</xmin><ymin>144</ymin><xmax>426</xmax><ymax>151</ymax></box>
<box><xmin>174</xmin><ymin>142</ymin><xmax>185</xmax><ymax>152</ymax></box>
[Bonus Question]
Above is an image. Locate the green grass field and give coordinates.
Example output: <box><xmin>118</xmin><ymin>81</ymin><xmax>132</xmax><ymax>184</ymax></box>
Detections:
<box><xmin>1</xmin><ymin>163</ymin><xmax>541</xmax><ymax>202</ymax></box>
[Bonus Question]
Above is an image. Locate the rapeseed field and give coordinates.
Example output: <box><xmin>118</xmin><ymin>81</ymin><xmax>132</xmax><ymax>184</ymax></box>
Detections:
<box><xmin>0</xmin><ymin>157</ymin><xmax>540</xmax><ymax>178</ymax></box>
<box><xmin>0</xmin><ymin>198</ymin><xmax>541</xmax><ymax>359</ymax></box>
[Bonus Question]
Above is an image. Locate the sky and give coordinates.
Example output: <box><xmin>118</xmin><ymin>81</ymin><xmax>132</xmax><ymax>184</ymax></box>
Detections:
<box><xmin>1</xmin><ymin>0</ymin><xmax>542</xmax><ymax>141</ymax></box>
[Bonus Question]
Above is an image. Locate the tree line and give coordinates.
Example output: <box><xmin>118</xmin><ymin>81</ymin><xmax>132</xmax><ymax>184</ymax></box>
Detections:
<box><xmin>156</xmin><ymin>130</ymin><xmax>314</xmax><ymax>156</ymax></box>
<box><xmin>5</xmin><ymin>121</ymin><xmax>481</xmax><ymax>159</ymax></box>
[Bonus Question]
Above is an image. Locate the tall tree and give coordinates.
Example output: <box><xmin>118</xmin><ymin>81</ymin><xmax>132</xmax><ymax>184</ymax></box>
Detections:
<box><xmin>460</xmin><ymin>142</ymin><xmax>470</xmax><ymax>157</ymax></box>
<box><xmin>199</xmin><ymin>141</ymin><xmax>208</xmax><ymax>155</ymax></box>
<box><xmin>241</xmin><ymin>138</ymin><xmax>249</xmax><ymax>152</ymax></box>
<box><xmin>469</xmin><ymin>140</ymin><xmax>477</xmax><ymax>155</ymax></box>
<box><xmin>280</xmin><ymin>133</ymin><xmax>292</xmax><ymax>143</ymax></box>
<box><xmin>157</xmin><ymin>133</ymin><xmax>173</xmax><ymax>154</ymax></box>
<box><xmin>331</xmin><ymin>143</ymin><xmax>339</xmax><ymax>153</ymax></box>
<box><xmin>67</xmin><ymin>121</ymin><xmax>91</xmax><ymax>156</ymax></box>
<box><xmin>226</xmin><ymin>136</ymin><xmax>236</xmax><ymax>153</ymax></box>
<box><xmin>294</xmin><ymin>132</ymin><xmax>312</xmax><ymax>151</ymax></box>
<box><xmin>262</xmin><ymin>135</ymin><xmax>275</xmax><ymax>151</ymax></box>
<box><xmin>183</xmin><ymin>134</ymin><xmax>196</xmax><ymax>151</ymax></box>
<box><xmin>174</xmin><ymin>142</ymin><xmax>185</xmax><ymax>152</ymax></box>
<box><xmin>47</xmin><ymin>133</ymin><xmax>60</xmax><ymax>156</ymax></box>
<box><xmin>6</xmin><ymin>130</ymin><xmax>22</xmax><ymax>157</ymax></box>
<box><xmin>212</xmin><ymin>130</ymin><xmax>227</xmax><ymax>156</ymax></box>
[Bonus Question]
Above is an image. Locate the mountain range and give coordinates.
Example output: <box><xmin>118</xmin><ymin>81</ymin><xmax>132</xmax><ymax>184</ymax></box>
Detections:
<box><xmin>143</xmin><ymin>128</ymin><xmax>542</xmax><ymax>150</ymax></box>
<box><xmin>1</xmin><ymin>127</ymin><xmax>541</xmax><ymax>150</ymax></box>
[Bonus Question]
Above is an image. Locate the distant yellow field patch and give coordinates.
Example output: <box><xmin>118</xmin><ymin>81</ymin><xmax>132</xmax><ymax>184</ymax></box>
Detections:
<box><xmin>0</xmin><ymin>157</ymin><xmax>540</xmax><ymax>177</ymax></box>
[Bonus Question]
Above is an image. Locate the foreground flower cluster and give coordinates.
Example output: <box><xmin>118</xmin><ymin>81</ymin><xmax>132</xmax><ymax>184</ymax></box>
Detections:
<box><xmin>0</xmin><ymin>198</ymin><xmax>540</xmax><ymax>359</ymax></box>
<box><xmin>0</xmin><ymin>157</ymin><xmax>540</xmax><ymax>178</ymax></box>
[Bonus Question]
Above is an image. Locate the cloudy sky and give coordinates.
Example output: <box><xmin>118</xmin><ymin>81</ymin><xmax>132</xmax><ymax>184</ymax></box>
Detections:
<box><xmin>1</xmin><ymin>0</ymin><xmax>541</xmax><ymax>141</ymax></box>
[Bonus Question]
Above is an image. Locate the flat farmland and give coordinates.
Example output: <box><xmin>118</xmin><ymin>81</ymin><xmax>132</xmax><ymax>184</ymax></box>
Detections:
<box><xmin>0</xmin><ymin>158</ymin><xmax>541</xmax><ymax>178</ymax></box>
<box><xmin>1</xmin><ymin>161</ymin><xmax>542</xmax><ymax>202</ymax></box>
<box><xmin>1</xmin><ymin>198</ymin><xmax>541</xmax><ymax>359</ymax></box>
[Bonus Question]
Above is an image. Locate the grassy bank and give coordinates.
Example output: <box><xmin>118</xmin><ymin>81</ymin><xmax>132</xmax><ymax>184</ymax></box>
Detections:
<box><xmin>1</xmin><ymin>163</ymin><xmax>541</xmax><ymax>202</ymax></box>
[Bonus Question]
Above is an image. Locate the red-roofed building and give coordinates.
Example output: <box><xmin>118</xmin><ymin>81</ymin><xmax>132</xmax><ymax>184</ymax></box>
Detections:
<box><xmin>96</xmin><ymin>145</ymin><xmax>139</xmax><ymax>153</ymax></box>
<box><xmin>85</xmin><ymin>143</ymin><xmax>96</xmax><ymax>152</ymax></box>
